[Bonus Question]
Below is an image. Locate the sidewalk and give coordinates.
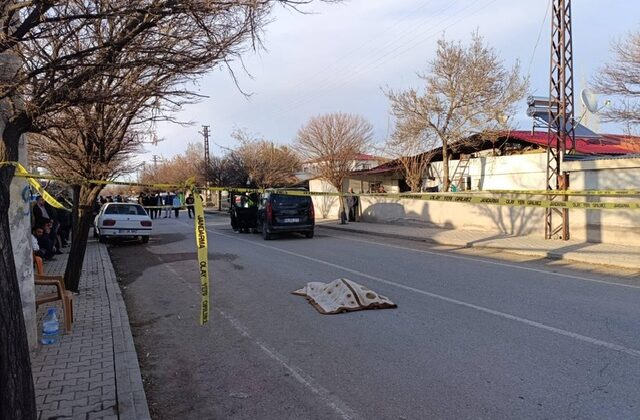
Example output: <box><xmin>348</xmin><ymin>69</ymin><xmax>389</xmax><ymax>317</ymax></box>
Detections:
<box><xmin>316</xmin><ymin>219</ymin><xmax>640</xmax><ymax>271</ymax></box>
<box><xmin>31</xmin><ymin>240</ymin><xmax>150</xmax><ymax>420</ymax></box>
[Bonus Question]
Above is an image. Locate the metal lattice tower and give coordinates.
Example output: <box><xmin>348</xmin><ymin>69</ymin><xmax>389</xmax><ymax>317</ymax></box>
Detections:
<box><xmin>202</xmin><ymin>125</ymin><xmax>211</xmax><ymax>181</ymax></box>
<box><xmin>545</xmin><ymin>0</ymin><xmax>575</xmax><ymax>240</ymax></box>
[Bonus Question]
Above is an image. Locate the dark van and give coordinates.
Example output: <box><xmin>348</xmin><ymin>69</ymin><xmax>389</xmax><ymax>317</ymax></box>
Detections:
<box><xmin>257</xmin><ymin>190</ymin><xmax>314</xmax><ymax>240</ymax></box>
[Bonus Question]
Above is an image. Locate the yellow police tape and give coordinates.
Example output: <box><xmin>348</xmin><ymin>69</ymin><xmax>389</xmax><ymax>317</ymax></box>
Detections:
<box><xmin>4</xmin><ymin>160</ymin><xmax>640</xmax><ymax>325</ymax></box>
<box><xmin>13</xmin><ymin>163</ymin><xmax>70</xmax><ymax>210</ymax></box>
<box><xmin>192</xmin><ymin>187</ymin><xmax>210</xmax><ymax>325</ymax></box>
<box><xmin>465</xmin><ymin>189</ymin><xmax>640</xmax><ymax>197</ymax></box>
<box><xmin>270</xmin><ymin>189</ymin><xmax>640</xmax><ymax>211</ymax></box>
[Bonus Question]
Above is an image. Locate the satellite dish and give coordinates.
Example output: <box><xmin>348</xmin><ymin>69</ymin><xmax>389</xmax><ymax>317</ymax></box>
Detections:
<box><xmin>581</xmin><ymin>88</ymin><xmax>599</xmax><ymax>113</ymax></box>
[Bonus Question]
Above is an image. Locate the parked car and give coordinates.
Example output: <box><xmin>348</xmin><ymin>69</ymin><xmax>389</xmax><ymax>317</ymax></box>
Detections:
<box><xmin>257</xmin><ymin>190</ymin><xmax>314</xmax><ymax>240</ymax></box>
<box><xmin>93</xmin><ymin>202</ymin><xmax>152</xmax><ymax>244</ymax></box>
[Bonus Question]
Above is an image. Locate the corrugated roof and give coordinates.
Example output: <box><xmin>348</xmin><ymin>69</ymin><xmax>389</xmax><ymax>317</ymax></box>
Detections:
<box><xmin>349</xmin><ymin>130</ymin><xmax>640</xmax><ymax>177</ymax></box>
<box><xmin>508</xmin><ymin>130</ymin><xmax>639</xmax><ymax>155</ymax></box>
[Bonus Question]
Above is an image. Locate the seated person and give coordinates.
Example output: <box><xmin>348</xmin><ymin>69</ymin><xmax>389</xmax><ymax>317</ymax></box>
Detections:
<box><xmin>32</xmin><ymin>225</ymin><xmax>54</xmax><ymax>261</ymax></box>
<box><xmin>38</xmin><ymin>220</ymin><xmax>59</xmax><ymax>258</ymax></box>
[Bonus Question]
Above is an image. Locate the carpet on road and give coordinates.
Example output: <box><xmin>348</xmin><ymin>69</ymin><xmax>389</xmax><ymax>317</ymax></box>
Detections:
<box><xmin>292</xmin><ymin>278</ymin><xmax>397</xmax><ymax>314</ymax></box>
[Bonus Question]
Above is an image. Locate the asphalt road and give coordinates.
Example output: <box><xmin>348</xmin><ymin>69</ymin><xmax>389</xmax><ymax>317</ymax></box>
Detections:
<box><xmin>109</xmin><ymin>213</ymin><xmax>640</xmax><ymax>420</ymax></box>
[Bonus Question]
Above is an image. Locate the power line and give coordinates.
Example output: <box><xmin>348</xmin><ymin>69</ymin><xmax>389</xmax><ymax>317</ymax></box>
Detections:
<box><xmin>527</xmin><ymin>0</ymin><xmax>552</xmax><ymax>79</ymax></box>
<box><xmin>278</xmin><ymin>1</ymin><xmax>459</xmax><ymax>99</ymax></box>
<box><xmin>268</xmin><ymin>0</ymin><xmax>495</xmax><ymax>121</ymax></box>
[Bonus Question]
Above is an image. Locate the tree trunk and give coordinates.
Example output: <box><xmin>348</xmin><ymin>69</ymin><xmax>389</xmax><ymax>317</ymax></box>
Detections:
<box><xmin>409</xmin><ymin>173</ymin><xmax>421</xmax><ymax>192</ymax></box>
<box><xmin>70</xmin><ymin>185</ymin><xmax>81</xmax><ymax>240</ymax></box>
<box><xmin>217</xmin><ymin>190</ymin><xmax>222</xmax><ymax>211</ymax></box>
<box><xmin>442</xmin><ymin>144</ymin><xmax>450</xmax><ymax>192</ymax></box>
<box><xmin>335</xmin><ymin>181</ymin><xmax>346</xmax><ymax>224</ymax></box>
<box><xmin>64</xmin><ymin>184</ymin><xmax>102</xmax><ymax>292</ymax></box>
<box><xmin>0</xmin><ymin>124</ymin><xmax>37</xmax><ymax>420</ymax></box>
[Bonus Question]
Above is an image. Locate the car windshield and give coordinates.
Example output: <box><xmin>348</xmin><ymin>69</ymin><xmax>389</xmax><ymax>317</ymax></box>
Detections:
<box><xmin>271</xmin><ymin>194</ymin><xmax>310</xmax><ymax>207</ymax></box>
<box><xmin>104</xmin><ymin>204</ymin><xmax>147</xmax><ymax>216</ymax></box>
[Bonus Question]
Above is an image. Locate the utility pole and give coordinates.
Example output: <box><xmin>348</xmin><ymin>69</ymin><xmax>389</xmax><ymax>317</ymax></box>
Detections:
<box><xmin>545</xmin><ymin>0</ymin><xmax>575</xmax><ymax>240</ymax></box>
<box><xmin>202</xmin><ymin>125</ymin><xmax>212</xmax><ymax>205</ymax></box>
<box><xmin>138</xmin><ymin>161</ymin><xmax>146</xmax><ymax>182</ymax></box>
<box><xmin>152</xmin><ymin>154</ymin><xmax>161</xmax><ymax>171</ymax></box>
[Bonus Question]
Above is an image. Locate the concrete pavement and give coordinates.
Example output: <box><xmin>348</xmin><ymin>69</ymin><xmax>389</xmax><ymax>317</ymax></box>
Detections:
<box><xmin>316</xmin><ymin>219</ymin><xmax>640</xmax><ymax>270</ymax></box>
<box><xmin>31</xmin><ymin>240</ymin><xmax>150</xmax><ymax>420</ymax></box>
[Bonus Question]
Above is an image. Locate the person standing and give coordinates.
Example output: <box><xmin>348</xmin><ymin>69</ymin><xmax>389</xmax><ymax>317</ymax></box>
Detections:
<box><xmin>153</xmin><ymin>193</ymin><xmax>161</xmax><ymax>219</ymax></box>
<box><xmin>185</xmin><ymin>194</ymin><xmax>195</xmax><ymax>218</ymax></box>
<box><xmin>164</xmin><ymin>192</ymin><xmax>173</xmax><ymax>218</ymax></box>
<box><xmin>173</xmin><ymin>194</ymin><xmax>181</xmax><ymax>218</ymax></box>
<box><xmin>347</xmin><ymin>187</ymin><xmax>359</xmax><ymax>222</ymax></box>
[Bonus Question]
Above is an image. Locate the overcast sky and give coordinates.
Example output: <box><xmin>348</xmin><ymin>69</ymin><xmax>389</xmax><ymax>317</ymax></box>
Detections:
<box><xmin>140</xmin><ymin>0</ymin><xmax>640</xmax><ymax>165</ymax></box>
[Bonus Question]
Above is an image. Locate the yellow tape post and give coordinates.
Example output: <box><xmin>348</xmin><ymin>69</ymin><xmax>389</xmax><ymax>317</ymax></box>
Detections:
<box><xmin>192</xmin><ymin>187</ymin><xmax>210</xmax><ymax>325</ymax></box>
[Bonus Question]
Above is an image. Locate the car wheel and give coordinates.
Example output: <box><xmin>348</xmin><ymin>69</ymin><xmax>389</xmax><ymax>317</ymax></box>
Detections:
<box><xmin>262</xmin><ymin>224</ymin><xmax>271</xmax><ymax>240</ymax></box>
<box><xmin>141</xmin><ymin>236</ymin><xmax>149</xmax><ymax>244</ymax></box>
<box><xmin>304</xmin><ymin>230</ymin><xmax>314</xmax><ymax>239</ymax></box>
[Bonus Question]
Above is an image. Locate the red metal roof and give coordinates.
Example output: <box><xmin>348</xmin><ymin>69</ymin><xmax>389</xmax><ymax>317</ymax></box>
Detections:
<box><xmin>508</xmin><ymin>130</ymin><xmax>640</xmax><ymax>155</ymax></box>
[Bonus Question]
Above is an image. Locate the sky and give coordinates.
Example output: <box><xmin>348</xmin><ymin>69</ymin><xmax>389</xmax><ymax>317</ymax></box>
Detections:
<box><xmin>139</xmin><ymin>0</ymin><xmax>640</xmax><ymax>167</ymax></box>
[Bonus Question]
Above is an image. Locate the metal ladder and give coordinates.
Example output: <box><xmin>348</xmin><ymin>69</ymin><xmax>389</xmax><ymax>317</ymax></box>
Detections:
<box><xmin>451</xmin><ymin>154</ymin><xmax>471</xmax><ymax>191</ymax></box>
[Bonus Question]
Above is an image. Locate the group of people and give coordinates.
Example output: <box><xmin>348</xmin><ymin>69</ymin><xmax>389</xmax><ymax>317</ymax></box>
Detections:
<box><xmin>31</xmin><ymin>196</ymin><xmax>72</xmax><ymax>274</ymax></box>
<box><xmin>137</xmin><ymin>192</ymin><xmax>198</xmax><ymax>219</ymax></box>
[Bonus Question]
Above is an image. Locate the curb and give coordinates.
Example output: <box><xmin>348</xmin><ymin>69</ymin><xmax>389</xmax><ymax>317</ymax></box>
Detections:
<box><xmin>99</xmin><ymin>243</ymin><xmax>151</xmax><ymax>420</ymax></box>
<box><xmin>317</xmin><ymin>224</ymin><xmax>639</xmax><ymax>270</ymax></box>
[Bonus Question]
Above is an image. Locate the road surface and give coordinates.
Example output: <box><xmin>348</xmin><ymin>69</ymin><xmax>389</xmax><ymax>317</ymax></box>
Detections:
<box><xmin>109</xmin><ymin>213</ymin><xmax>640</xmax><ymax>420</ymax></box>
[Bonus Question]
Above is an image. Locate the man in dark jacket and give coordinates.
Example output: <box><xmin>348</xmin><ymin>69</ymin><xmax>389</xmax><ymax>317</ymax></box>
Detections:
<box><xmin>32</xmin><ymin>196</ymin><xmax>54</xmax><ymax>227</ymax></box>
<box><xmin>185</xmin><ymin>194</ymin><xmax>195</xmax><ymax>218</ymax></box>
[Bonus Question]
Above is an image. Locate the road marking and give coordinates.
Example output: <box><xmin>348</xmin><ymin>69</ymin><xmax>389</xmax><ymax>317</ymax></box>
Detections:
<box><xmin>162</xmin><ymin>244</ymin><xmax>360</xmax><ymax>420</ymax></box>
<box><xmin>321</xmin><ymin>231</ymin><xmax>640</xmax><ymax>290</ymax></box>
<box><xmin>206</xmin><ymin>226</ymin><xmax>640</xmax><ymax>359</ymax></box>
<box><xmin>219</xmin><ymin>310</ymin><xmax>359</xmax><ymax>420</ymax></box>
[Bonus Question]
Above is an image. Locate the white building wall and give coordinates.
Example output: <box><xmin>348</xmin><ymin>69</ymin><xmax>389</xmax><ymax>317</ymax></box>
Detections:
<box><xmin>564</xmin><ymin>157</ymin><xmax>640</xmax><ymax>244</ymax></box>
<box><xmin>429</xmin><ymin>152</ymin><xmax>548</xmax><ymax>191</ymax></box>
<box><xmin>311</xmin><ymin>153</ymin><xmax>640</xmax><ymax>246</ymax></box>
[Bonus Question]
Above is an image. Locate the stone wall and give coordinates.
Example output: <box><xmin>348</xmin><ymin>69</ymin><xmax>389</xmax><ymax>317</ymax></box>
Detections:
<box><xmin>1</xmin><ymin>122</ymin><xmax>37</xmax><ymax>349</ymax></box>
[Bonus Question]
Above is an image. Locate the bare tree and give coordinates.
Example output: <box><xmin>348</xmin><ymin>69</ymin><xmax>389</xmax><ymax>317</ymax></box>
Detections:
<box><xmin>296</xmin><ymin>113</ymin><xmax>373</xmax><ymax>220</ymax></box>
<box><xmin>384</xmin><ymin>124</ymin><xmax>439</xmax><ymax>192</ymax></box>
<box><xmin>206</xmin><ymin>153</ymin><xmax>250</xmax><ymax>210</ymax></box>
<box><xmin>593</xmin><ymin>30</ymin><xmax>640</xmax><ymax>131</ymax></box>
<box><xmin>143</xmin><ymin>143</ymin><xmax>207</xmax><ymax>186</ymax></box>
<box><xmin>1</xmin><ymin>2</ymin><xmax>337</xmax><ymax>417</ymax></box>
<box><xmin>386</xmin><ymin>32</ymin><xmax>527</xmax><ymax>192</ymax></box>
<box><xmin>232</xmin><ymin>129</ymin><xmax>301</xmax><ymax>189</ymax></box>
<box><xmin>29</xmin><ymin>92</ymin><xmax>155</xmax><ymax>292</ymax></box>
<box><xmin>209</xmin><ymin>153</ymin><xmax>249</xmax><ymax>189</ymax></box>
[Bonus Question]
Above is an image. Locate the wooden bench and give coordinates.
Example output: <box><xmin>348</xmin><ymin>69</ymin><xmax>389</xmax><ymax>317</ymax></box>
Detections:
<box><xmin>35</xmin><ymin>274</ymin><xmax>74</xmax><ymax>333</ymax></box>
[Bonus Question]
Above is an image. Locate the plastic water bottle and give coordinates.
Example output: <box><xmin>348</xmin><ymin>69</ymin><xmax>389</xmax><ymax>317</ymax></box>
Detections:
<box><xmin>41</xmin><ymin>308</ymin><xmax>59</xmax><ymax>345</ymax></box>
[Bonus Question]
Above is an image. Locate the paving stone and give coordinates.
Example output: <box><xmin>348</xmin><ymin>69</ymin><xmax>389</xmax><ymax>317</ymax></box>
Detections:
<box><xmin>86</xmin><ymin>406</ymin><xmax>118</xmax><ymax>419</ymax></box>
<box><xmin>40</xmin><ymin>406</ymin><xmax>73</xmax><ymax>418</ymax></box>
<box><xmin>58</xmin><ymin>396</ymin><xmax>88</xmax><ymax>410</ymax></box>
<box><xmin>34</xmin><ymin>241</ymin><xmax>150</xmax><ymax>419</ymax></box>
<box><xmin>44</xmin><ymin>392</ymin><xmax>76</xmax><ymax>404</ymax></box>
